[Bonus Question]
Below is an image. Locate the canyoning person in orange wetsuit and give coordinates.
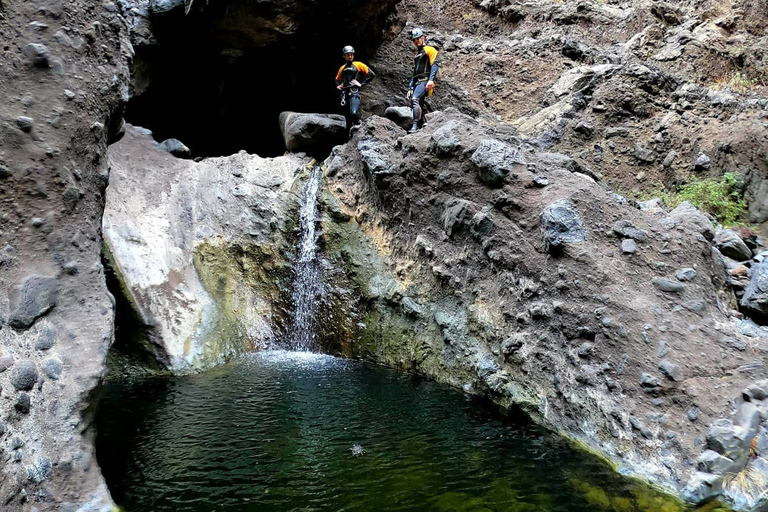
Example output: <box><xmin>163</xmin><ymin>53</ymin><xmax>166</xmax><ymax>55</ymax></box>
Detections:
<box><xmin>406</xmin><ymin>27</ymin><xmax>438</xmax><ymax>133</ymax></box>
<box><xmin>335</xmin><ymin>45</ymin><xmax>376</xmax><ymax>132</ymax></box>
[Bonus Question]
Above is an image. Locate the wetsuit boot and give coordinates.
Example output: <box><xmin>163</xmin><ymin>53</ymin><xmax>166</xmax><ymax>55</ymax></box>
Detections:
<box><xmin>409</xmin><ymin>102</ymin><xmax>421</xmax><ymax>133</ymax></box>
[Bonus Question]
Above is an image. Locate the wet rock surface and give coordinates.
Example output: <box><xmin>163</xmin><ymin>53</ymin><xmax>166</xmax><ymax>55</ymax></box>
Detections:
<box><xmin>104</xmin><ymin>125</ymin><xmax>310</xmax><ymax>370</ymax></box>
<box><xmin>320</xmin><ymin>111</ymin><xmax>768</xmax><ymax>510</ymax></box>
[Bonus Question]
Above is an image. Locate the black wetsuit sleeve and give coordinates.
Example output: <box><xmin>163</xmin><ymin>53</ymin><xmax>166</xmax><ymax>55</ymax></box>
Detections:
<box><xmin>361</xmin><ymin>66</ymin><xmax>375</xmax><ymax>86</ymax></box>
<box><xmin>429</xmin><ymin>59</ymin><xmax>439</xmax><ymax>82</ymax></box>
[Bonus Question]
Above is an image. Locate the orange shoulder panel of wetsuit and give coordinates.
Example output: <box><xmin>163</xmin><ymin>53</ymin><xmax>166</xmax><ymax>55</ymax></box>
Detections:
<box><xmin>335</xmin><ymin>64</ymin><xmax>346</xmax><ymax>82</ymax></box>
<box><xmin>353</xmin><ymin>62</ymin><xmax>370</xmax><ymax>74</ymax></box>
<box><xmin>424</xmin><ymin>46</ymin><xmax>438</xmax><ymax>65</ymax></box>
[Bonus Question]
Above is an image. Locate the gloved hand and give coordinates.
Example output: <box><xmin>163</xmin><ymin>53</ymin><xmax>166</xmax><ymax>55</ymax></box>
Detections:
<box><xmin>350</xmin><ymin>79</ymin><xmax>361</xmax><ymax>87</ymax></box>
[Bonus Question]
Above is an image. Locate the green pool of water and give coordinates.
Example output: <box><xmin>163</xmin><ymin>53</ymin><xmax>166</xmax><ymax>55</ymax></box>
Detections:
<box><xmin>96</xmin><ymin>351</ymin><xmax>709</xmax><ymax>512</ymax></box>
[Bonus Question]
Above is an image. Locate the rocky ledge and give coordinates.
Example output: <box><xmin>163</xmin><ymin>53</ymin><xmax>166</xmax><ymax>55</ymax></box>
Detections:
<box><xmin>318</xmin><ymin>111</ymin><xmax>768</xmax><ymax>510</ymax></box>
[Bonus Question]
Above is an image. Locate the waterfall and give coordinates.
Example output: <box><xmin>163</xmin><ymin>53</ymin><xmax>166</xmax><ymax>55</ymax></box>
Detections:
<box><xmin>288</xmin><ymin>165</ymin><xmax>324</xmax><ymax>351</ymax></box>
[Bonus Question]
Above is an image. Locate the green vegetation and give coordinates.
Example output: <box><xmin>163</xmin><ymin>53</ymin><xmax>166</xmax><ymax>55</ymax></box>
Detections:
<box><xmin>620</xmin><ymin>173</ymin><xmax>748</xmax><ymax>226</ymax></box>
<box><xmin>665</xmin><ymin>173</ymin><xmax>747</xmax><ymax>226</ymax></box>
<box><xmin>714</xmin><ymin>71</ymin><xmax>763</xmax><ymax>93</ymax></box>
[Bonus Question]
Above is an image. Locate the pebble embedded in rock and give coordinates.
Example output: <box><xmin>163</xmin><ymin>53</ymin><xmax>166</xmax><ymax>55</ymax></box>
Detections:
<box><xmin>10</xmin><ymin>360</ymin><xmax>38</xmax><ymax>391</ymax></box>
<box><xmin>662</xmin><ymin>150</ymin><xmax>677</xmax><ymax>168</ymax></box>
<box><xmin>62</xmin><ymin>261</ymin><xmax>79</xmax><ymax>275</ymax></box>
<box><xmin>696</xmin><ymin>450</ymin><xmax>735</xmax><ymax>474</ymax></box>
<box><xmin>541</xmin><ymin>200</ymin><xmax>586</xmax><ymax>253</ymax></box>
<box><xmin>8</xmin><ymin>275</ymin><xmax>59</xmax><ymax>330</ymax></box>
<box><xmin>574</xmin><ymin>121</ymin><xmax>593</xmax><ymax>137</ymax></box>
<box><xmin>621</xmin><ymin>239</ymin><xmax>637</xmax><ymax>254</ymax></box>
<box><xmin>35</xmin><ymin>328</ymin><xmax>56</xmax><ymax>350</ymax></box>
<box><xmin>532</xmin><ymin>176</ymin><xmax>548</xmax><ymax>187</ymax></box>
<box><xmin>740</xmin><ymin>259</ymin><xmax>768</xmax><ymax>320</ymax></box>
<box><xmin>42</xmin><ymin>358</ymin><xmax>62</xmax><ymax>380</ymax></box>
<box><xmin>577</xmin><ymin>342</ymin><xmax>593</xmax><ymax>357</ymax></box>
<box><xmin>652</xmin><ymin>278</ymin><xmax>684</xmax><ymax>293</ymax></box>
<box><xmin>429</xmin><ymin>120</ymin><xmax>462</xmax><ymax>156</ymax></box>
<box><xmin>744</xmin><ymin>381</ymin><xmax>768</xmax><ymax>401</ymax></box>
<box><xmin>0</xmin><ymin>353</ymin><xmax>14</xmax><ymax>372</ymax></box>
<box><xmin>676</xmin><ymin>268</ymin><xmax>696</xmax><ymax>281</ymax></box>
<box><xmin>633</xmin><ymin>144</ymin><xmax>655</xmax><ymax>163</ymax></box>
<box><xmin>15</xmin><ymin>392</ymin><xmax>30</xmax><ymax>414</ymax></box>
<box><xmin>706</xmin><ymin>418</ymin><xmax>751</xmax><ymax>462</ymax></box>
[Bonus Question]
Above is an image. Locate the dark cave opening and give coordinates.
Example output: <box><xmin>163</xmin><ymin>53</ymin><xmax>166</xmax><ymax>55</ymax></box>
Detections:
<box><xmin>126</xmin><ymin>1</ymin><xmax>398</xmax><ymax>158</ymax></box>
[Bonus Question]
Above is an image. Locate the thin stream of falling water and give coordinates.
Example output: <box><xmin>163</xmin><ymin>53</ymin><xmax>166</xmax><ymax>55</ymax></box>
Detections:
<box><xmin>288</xmin><ymin>165</ymin><xmax>324</xmax><ymax>351</ymax></box>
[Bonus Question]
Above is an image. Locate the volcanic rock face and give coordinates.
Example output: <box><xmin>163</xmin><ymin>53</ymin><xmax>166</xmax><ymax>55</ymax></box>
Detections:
<box><xmin>319</xmin><ymin>112</ymin><xmax>768</xmax><ymax>508</ymax></box>
<box><xmin>104</xmin><ymin>125</ymin><xmax>310</xmax><ymax>370</ymax></box>
<box><xmin>0</xmin><ymin>0</ymin><xmax>131</xmax><ymax>508</ymax></box>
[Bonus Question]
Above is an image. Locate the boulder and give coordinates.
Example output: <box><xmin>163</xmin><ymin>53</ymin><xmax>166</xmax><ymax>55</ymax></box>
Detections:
<box><xmin>384</xmin><ymin>106</ymin><xmax>412</xmax><ymax>131</ymax></box>
<box><xmin>279</xmin><ymin>111</ymin><xmax>347</xmax><ymax>157</ymax></box>
<box><xmin>148</xmin><ymin>0</ymin><xmax>184</xmax><ymax>16</ymax></box>
<box><xmin>682</xmin><ymin>472</ymin><xmax>723</xmax><ymax>503</ymax></box>
<box><xmin>429</xmin><ymin>120</ymin><xmax>462</xmax><ymax>156</ymax></box>
<box><xmin>541</xmin><ymin>200</ymin><xmax>586</xmax><ymax>253</ymax></box>
<box><xmin>740</xmin><ymin>259</ymin><xmax>768</xmax><ymax>322</ymax></box>
<box><xmin>715</xmin><ymin>229</ymin><xmax>752</xmax><ymax>261</ymax></box>
<box><xmin>470</xmin><ymin>139</ymin><xmax>522</xmax><ymax>187</ymax></box>
<box><xmin>158</xmin><ymin>138</ymin><xmax>192</xmax><ymax>159</ymax></box>
<box><xmin>706</xmin><ymin>418</ymin><xmax>754</xmax><ymax>463</ymax></box>
<box><xmin>661</xmin><ymin>202</ymin><xmax>714</xmax><ymax>240</ymax></box>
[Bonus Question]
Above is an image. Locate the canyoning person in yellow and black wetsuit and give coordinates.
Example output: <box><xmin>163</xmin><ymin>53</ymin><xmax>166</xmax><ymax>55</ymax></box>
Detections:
<box><xmin>335</xmin><ymin>45</ymin><xmax>375</xmax><ymax>132</ymax></box>
<box><xmin>406</xmin><ymin>28</ymin><xmax>438</xmax><ymax>133</ymax></box>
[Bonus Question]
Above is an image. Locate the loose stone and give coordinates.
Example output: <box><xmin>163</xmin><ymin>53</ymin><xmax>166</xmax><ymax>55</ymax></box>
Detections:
<box><xmin>16</xmin><ymin>117</ymin><xmax>34</xmax><ymax>133</ymax></box>
<box><xmin>24</xmin><ymin>43</ymin><xmax>50</xmax><ymax>67</ymax></box>
<box><xmin>695</xmin><ymin>153</ymin><xmax>711</xmax><ymax>170</ymax></box>
<box><xmin>621</xmin><ymin>239</ymin><xmax>637</xmax><ymax>254</ymax></box>
<box><xmin>677</xmin><ymin>268</ymin><xmax>697</xmax><ymax>281</ymax></box>
<box><xmin>653</xmin><ymin>278</ymin><xmax>684</xmax><ymax>293</ymax></box>
<box><xmin>659</xmin><ymin>359</ymin><xmax>681</xmax><ymax>381</ymax></box>
<box><xmin>640</xmin><ymin>373</ymin><xmax>660</xmax><ymax>389</ymax></box>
